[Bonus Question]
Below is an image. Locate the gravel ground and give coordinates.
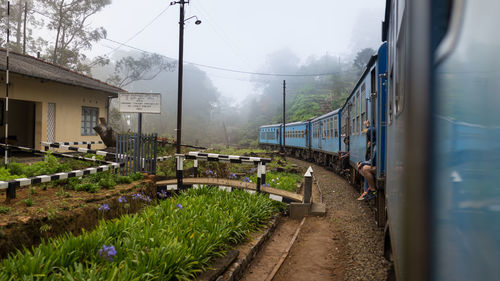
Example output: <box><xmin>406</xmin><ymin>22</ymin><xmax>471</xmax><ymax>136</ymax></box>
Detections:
<box><xmin>289</xmin><ymin>157</ymin><xmax>390</xmax><ymax>280</ymax></box>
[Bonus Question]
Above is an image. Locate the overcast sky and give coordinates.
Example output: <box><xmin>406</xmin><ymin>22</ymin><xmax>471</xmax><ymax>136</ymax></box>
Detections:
<box><xmin>90</xmin><ymin>0</ymin><xmax>386</xmax><ymax>104</ymax></box>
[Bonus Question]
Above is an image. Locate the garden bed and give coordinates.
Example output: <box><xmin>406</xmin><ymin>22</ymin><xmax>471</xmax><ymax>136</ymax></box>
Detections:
<box><xmin>0</xmin><ymin>172</ymin><xmax>154</xmax><ymax>258</ymax></box>
<box><xmin>0</xmin><ymin>188</ymin><xmax>285</xmax><ymax>280</ymax></box>
<box><xmin>156</xmin><ymin>148</ymin><xmax>304</xmax><ymax>193</ymax></box>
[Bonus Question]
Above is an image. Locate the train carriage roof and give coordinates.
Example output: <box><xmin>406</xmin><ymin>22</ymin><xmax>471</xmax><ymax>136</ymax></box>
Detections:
<box><xmin>259</xmin><ymin>124</ymin><xmax>282</xmax><ymax>129</ymax></box>
<box><xmin>311</xmin><ymin>109</ymin><xmax>340</xmax><ymax>123</ymax></box>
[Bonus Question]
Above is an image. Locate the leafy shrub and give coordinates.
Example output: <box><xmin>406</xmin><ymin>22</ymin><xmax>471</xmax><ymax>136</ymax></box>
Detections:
<box><xmin>116</xmin><ymin>175</ymin><xmax>132</xmax><ymax>184</ymax></box>
<box><xmin>98</xmin><ymin>174</ymin><xmax>116</xmax><ymax>189</ymax></box>
<box><xmin>23</xmin><ymin>198</ymin><xmax>33</xmax><ymax>207</ymax></box>
<box><xmin>74</xmin><ymin>183</ymin><xmax>99</xmax><ymax>193</ymax></box>
<box><xmin>0</xmin><ymin>206</ymin><xmax>11</xmax><ymax>214</ymax></box>
<box><xmin>0</xmin><ymin>188</ymin><xmax>284</xmax><ymax>280</ymax></box>
<box><xmin>0</xmin><ymin>167</ymin><xmax>25</xmax><ymax>181</ymax></box>
<box><xmin>130</xmin><ymin>172</ymin><xmax>143</xmax><ymax>181</ymax></box>
<box><xmin>250</xmin><ymin>171</ymin><xmax>302</xmax><ymax>192</ymax></box>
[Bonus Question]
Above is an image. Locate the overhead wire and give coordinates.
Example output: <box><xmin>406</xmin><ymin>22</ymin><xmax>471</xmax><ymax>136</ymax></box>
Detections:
<box><xmin>31</xmin><ymin>5</ymin><xmax>354</xmax><ymax>78</ymax></box>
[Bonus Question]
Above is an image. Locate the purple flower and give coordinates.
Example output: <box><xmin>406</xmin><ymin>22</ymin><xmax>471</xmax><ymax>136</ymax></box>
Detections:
<box><xmin>118</xmin><ymin>196</ymin><xmax>127</xmax><ymax>203</ymax></box>
<box><xmin>143</xmin><ymin>195</ymin><xmax>152</xmax><ymax>203</ymax></box>
<box><xmin>98</xmin><ymin>204</ymin><xmax>110</xmax><ymax>211</ymax></box>
<box><xmin>157</xmin><ymin>190</ymin><xmax>168</xmax><ymax>199</ymax></box>
<box><xmin>264</xmin><ymin>183</ymin><xmax>270</xmax><ymax>187</ymax></box>
<box><xmin>228</xmin><ymin>173</ymin><xmax>237</xmax><ymax>179</ymax></box>
<box><xmin>98</xmin><ymin>245</ymin><xmax>117</xmax><ymax>262</ymax></box>
<box><xmin>243</xmin><ymin>177</ymin><xmax>250</xmax><ymax>182</ymax></box>
<box><xmin>132</xmin><ymin>193</ymin><xmax>143</xmax><ymax>200</ymax></box>
<box><xmin>176</xmin><ymin>203</ymin><xmax>183</xmax><ymax>210</ymax></box>
<box><xmin>205</xmin><ymin>169</ymin><xmax>214</xmax><ymax>175</ymax></box>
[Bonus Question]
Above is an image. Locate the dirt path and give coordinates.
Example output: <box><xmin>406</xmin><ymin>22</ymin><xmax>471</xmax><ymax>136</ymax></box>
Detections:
<box><xmin>240</xmin><ymin>158</ymin><xmax>389</xmax><ymax>281</ymax></box>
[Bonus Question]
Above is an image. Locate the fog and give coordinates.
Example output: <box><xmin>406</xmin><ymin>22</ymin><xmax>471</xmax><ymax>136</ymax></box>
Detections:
<box><xmin>1</xmin><ymin>0</ymin><xmax>386</xmax><ymax>146</ymax></box>
<box><xmin>90</xmin><ymin>0</ymin><xmax>385</xmax><ymax>104</ymax></box>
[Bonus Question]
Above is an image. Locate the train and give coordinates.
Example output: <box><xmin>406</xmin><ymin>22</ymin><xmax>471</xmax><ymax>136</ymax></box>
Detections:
<box><xmin>259</xmin><ymin>0</ymin><xmax>500</xmax><ymax>280</ymax></box>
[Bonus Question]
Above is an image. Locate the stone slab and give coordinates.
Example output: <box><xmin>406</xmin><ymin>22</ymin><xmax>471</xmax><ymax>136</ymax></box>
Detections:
<box><xmin>289</xmin><ymin>203</ymin><xmax>311</xmax><ymax>219</ymax></box>
<box><xmin>310</xmin><ymin>203</ymin><xmax>326</xmax><ymax>216</ymax></box>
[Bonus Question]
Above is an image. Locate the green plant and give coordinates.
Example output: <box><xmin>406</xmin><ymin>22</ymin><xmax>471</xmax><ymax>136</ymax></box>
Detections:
<box><xmin>23</xmin><ymin>198</ymin><xmax>33</xmax><ymax>207</ymax></box>
<box><xmin>0</xmin><ymin>206</ymin><xmax>11</xmax><ymax>214</ymax></box>
<box><xmin>0</xmin><ymin>188</ymin><xmax>284</xmax><ymax>280</ymax></box>
<box><xmin>0</xmin><ymin>167</ymin><xmax>25</xmax><ymax>181</ymax></box>
<box><xmin>56</xmin><ymin>189</ymin><xmax>70</xmax><ymax>198</ymax></box>
<box><xmin>39</xmin><ymin>224</ymin><xmax>52</xmax><ymax>233</ymax></box>
<box><xmin>249</xmin><ymin>171</ymin><xmax>302</xmax><ymax>192</ymax></box>
<box><xmin>116</xmin><ymin>175</ymin><xmax>132</xmax><ymax>184</ymax></box>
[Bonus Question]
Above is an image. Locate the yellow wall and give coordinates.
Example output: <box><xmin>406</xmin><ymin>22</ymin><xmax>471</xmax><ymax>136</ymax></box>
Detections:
<box><xmin>0</xmin><ymin>73</ymin><xmax>112</xmax><ymax>150</ymax></box>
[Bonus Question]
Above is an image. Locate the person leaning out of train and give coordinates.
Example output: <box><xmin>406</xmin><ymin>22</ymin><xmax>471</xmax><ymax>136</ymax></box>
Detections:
<box><xmin>363</xmin><ymin>120</ymin><xmax>376</xmax><ymax>160</ymax></box>
<box><xmin>357</xmin><ymin>120</ymin><xmax>377</xmax><ymax>200</ymax></box>
<box><xmin>357</xmin><ymin>153</ymin><xmax>377</xmax><ymax>200</ymax></box>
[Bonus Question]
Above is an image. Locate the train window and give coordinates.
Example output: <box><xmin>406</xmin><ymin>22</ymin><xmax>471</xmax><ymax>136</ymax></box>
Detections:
<box><xmin>331</xmin><ymin>118</ymin><xmax>334</xmax><ymax>138</ymax></box>
<box><xmin>334</xmin><ymin>117</ymin><xmax>338</xmax><ymax>138</ymax></box>
<box><xmin>326</xmin><ymin>119</ymin><xmax>330</xmax><ymax>138</ymax></box>
<box><xmin>361</xmin><ymin>84</ymin><xmax>367</xmax><ymax>125</ymax></box>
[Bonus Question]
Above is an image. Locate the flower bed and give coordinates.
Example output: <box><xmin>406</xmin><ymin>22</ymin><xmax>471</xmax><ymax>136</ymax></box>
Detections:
<box><xmin>0</xmin><ymin>188</ymin><xmax>284</xmax><ymax>280</ymax></box>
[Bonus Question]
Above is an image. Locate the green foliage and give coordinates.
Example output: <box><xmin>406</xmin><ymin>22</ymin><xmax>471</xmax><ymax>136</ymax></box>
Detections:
<box><xmin>287</xmin><ymin>94</ymin><xmax>323</xmax><ymax>122</ymax></box>
<box><xmin>97</xmin><ymin>172</ymin><xmax>117</xmax><ymax>189</ymax></box>
<box><xmin>130</xmin><ymin>172</ymin><xmax>143</xmax><ymax>181</ymax></box>
<box><xmin>23</xmin><ymin>198</ymin><xmax>33</xmax><ymax>207</ymax></box>
<box><xmin>250</xmin><ymin>172</ymin><xmax>301</xmax><ymax>192</ymax></box>
<box><xmin>0</xmin><ymin>167</ymin><xmax>25</xmax><ymax>181</ymax></box>
<box><xmin>0</xmin><ymin>188</ymin><xmax>284</xmax><ymax>280</ymax></box>
<box><xmin>116</xmin><ymin>175</ymin><xmax>132</xmax><ymax>184</ymax></box>
<box><xmin>4</xmin><ymin>153</ymin><xmax>72</xmax><ymax>179</ymax></box>
<box><xmin>0</xmin><ymin>206</ymin><xmax>11</xmax><ymax>214</ymax></box>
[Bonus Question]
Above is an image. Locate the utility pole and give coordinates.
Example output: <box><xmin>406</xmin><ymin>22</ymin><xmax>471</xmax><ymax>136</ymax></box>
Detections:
<box><xmin>282</xmin><ymin>80</ymin><xmax>286</xmax><ymax>154</ymax></box>
<box><xmin>175</xmin><ymin>0</ymin><xmax>186</xmax><ymax>190</ymax></box>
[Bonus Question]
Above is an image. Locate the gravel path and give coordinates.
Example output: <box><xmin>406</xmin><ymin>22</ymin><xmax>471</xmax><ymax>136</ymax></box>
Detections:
<box><xmin>277</xmin><ymin>158</ymin><xmax>390</xmax><ymax>280</ymax></box>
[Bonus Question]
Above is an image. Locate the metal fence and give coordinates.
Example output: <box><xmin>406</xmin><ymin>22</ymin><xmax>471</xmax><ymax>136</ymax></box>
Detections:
<box><xmin>116</xmin><ymin>133</ymin><xmax>158</xmax><ymax>175</ymax></box>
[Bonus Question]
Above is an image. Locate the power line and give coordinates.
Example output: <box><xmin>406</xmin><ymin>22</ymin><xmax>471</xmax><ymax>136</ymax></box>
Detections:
<box><xmin>100</xmin><ymin>4</ymin><xmax>172</xmax><ymax>58</ymax></box>
<box><xmin>103</xmin><ymin>38</ymin><xmax>352</xmax><ymax>77</ymax></box>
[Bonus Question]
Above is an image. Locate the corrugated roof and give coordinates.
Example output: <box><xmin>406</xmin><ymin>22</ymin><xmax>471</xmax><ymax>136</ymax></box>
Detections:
<box><xmin>0</xmin><ymin>49</ymin><xmax>125</xmax><ymax>96</ymax></box>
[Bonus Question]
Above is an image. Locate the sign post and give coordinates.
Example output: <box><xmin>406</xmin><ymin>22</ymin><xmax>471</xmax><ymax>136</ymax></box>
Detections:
<box><xmin>118</xmin><ymin>93</ymin><xmax>161</xmax><ymax>172</ymax></box>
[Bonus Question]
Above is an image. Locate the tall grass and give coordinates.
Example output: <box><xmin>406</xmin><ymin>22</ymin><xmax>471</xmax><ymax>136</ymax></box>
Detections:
<box><xmin>0</xmin><ymin>188</ymin><xmax>284</xmax><ymax>280</ymax></box>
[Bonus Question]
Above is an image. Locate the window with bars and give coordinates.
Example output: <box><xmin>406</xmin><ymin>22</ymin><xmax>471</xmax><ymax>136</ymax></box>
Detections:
<box><xmin>361</xmin><ymin>84</ymin><xmax>367</xmax><ymax>125</ymax></box>
<box><xmin>81</xmin><ymin>107</ymin><xmax>98</xmax><ymax>136</ymax></box>
<box><xmin>334</xmin><ymin>117</ymin><xmax>338</xmax><ymax>138</ymax></box>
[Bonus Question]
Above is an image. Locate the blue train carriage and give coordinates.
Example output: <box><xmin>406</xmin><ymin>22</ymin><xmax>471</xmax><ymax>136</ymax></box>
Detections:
<box><xmin>283</xmin><ymin>121</ymin><xmax>310</xmax><ymax>159</ymax></box>
<box><xmin>343</xmin><ymin>46</ymin><xmax>384</xmax><ymax>172</ymax></box>
<box><xmin>383</xmin><ymin>1</ymin><xmax>500</xmax><ymax>280</ymax></box>
<box><xmin>309</xmin><ymin>109</ymin><xmax>341</xmax><ymax>169</ymax></box>
<box><xmin>258</xmin><ymin>124</ymin><xmax>282</xmax><ymax>148</ymax></box>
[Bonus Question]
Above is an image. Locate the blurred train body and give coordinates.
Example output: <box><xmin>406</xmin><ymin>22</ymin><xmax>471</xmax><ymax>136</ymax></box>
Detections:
<box><xmin>259</xmin><ymin>0</ymin><xmax>500</xmax><ymax>280</ymax></box>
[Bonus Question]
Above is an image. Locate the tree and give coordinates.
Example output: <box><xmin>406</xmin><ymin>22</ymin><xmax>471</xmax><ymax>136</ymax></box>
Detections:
<box><xmin>40</xmin><ymin>0</ymin><xmax>110</xmax><ymax>74</ymax></box>
<box><xmin>107</xmin><ymin>53</ymin><xmax>176</xmax><ymax>88</ymax></box>
<box><xmin>353</xmin><ymin>48</ymin><xmax>375</xmax><ymax>71</ymax></box>
<box><xmin>0</xmin><ymin>0</ymin><xmax>45</xmax><ymax>54</ymax></box>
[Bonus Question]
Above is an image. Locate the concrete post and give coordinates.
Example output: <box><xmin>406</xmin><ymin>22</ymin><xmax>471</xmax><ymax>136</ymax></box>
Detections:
<box><xmin>193</xmin><ymin>159</ymin><xmax>198</xmax><ymax>178</ymax></box>
<box><xmin>6</xmin><ymin>184</ymin><xmax>15</xmax><ymax>199</ymax></box>
<box><xmin>256</xmin><ymin>162</ymin><xmax>262</xmax><ymax>193</ymax></box>
<box><xmin>303</xmin><ymin>169</ymin><xmax>312</xmax><ymax>203</ymax></box>
<box><xmin>261</xmin><ymin>163</ymin><xmax>266</xmax><ymax>186</ymax></box>
<box><xmin>176</xmin><ymin>154</ymin><xmax>184</xmax><ymax>190</ymax></box>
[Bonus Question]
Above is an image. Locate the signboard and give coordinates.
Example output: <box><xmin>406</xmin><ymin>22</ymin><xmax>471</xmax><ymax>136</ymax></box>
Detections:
<box><xmin>118</xmin><ymin>93</ymin><xmax>161</xmax><ymax>114</ymax></box>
